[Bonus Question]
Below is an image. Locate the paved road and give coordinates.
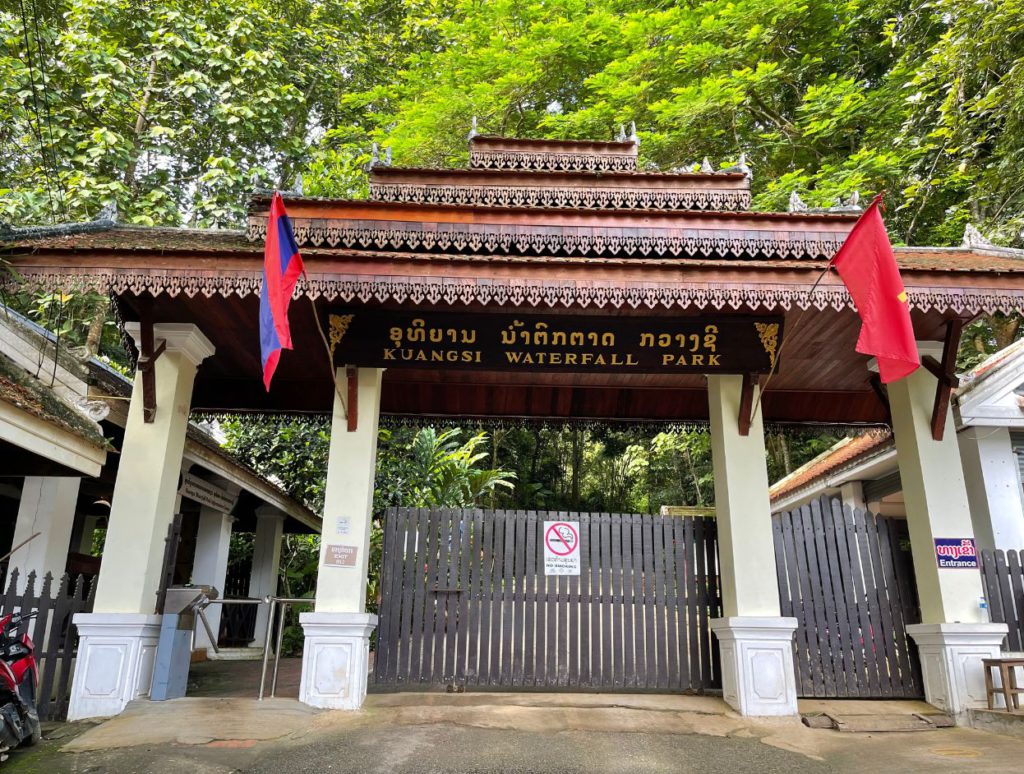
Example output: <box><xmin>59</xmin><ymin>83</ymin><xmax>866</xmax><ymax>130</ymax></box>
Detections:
<box><xmin>6</xmin><ymin>692</ymin><xmax>1024</xmax><ymax>773</ymax></box>
<box><xmin>9</xmin><ymin>724</ymin><xmax>829</xmax><ymax>774</ymax></box>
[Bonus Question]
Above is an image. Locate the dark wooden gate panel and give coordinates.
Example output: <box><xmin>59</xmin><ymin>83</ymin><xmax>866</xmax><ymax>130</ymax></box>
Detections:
<box><xmin>772</xmin><ymin>497</ymin><xmax>923</xmax><ymax>699</ymax></box>
<box><xmin>0</xmin><ymin>568</ymin><xmax>96</xmax><ymax>721</ymax></box>
<box><xmin>980</xmin><ymin>549</ymin><xmax>1024</xmax><ymax>652</ymax></box>
<box><xmin>373</xmin><ymin>508</ymin><xmax>721</xmax><ymax>693</ymax></box>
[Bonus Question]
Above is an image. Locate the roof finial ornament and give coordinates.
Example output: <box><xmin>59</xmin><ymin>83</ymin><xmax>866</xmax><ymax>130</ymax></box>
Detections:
<box><xmin>370</xmin><ymin>142</ymin><xmax>380</xmax><ymax>166</ymax></box>
<box><xmin>384</xmin><ymin>145</ymin><xmax>393</xmax><ymax>166</ymax></box>
<box><xmin>788</xmin><ymin>191</ymin><xmax>807</xmax><ymax>212</ymax></box>
<box><xmin>96</xmin><ymin>201</ymin><xmax>118</xmax><ymax>224</ymax></box>
<box><xmin>293</xmin><ymin>173</ymin><xmax>304</xmax><ymax>196</ymax></box>
<box><xmin>962</xmin><ymin>223</ymin><xmax>995</xmax><ymax>249</ymax></box>
<box><xmin>700</xmin><ymin>157</ymin><xmax>715</xmax><ymax>174</ymax></box>
<box><xmin>628</xmin><ymin>121</ymin><xmax>639</xmax><ymax>145</ymax></box>
<box><xmin>847</xmin><ymin>190</ymin><xmax>860</xmax><ymax>208</ymax></box>
<box><xmin>722</xmin><ymin>153</ymin><xmax>751</xmax><ymax>179</ymax></box>
<box><xmin>468</xmin><ymin>116</ymin><xmax>478</xmax><ymax>141</ymax></box>
<box><xmin>616</xmin><ymin>124</ymin><xmax>627</xmax><ymax>142</ymax></box>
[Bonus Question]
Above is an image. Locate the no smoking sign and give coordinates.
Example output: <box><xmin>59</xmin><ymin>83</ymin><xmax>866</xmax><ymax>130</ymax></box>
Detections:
<box><xmin>544</xmin><ymin>521</ymin><xmax>580</xmax><ymax>576</ymax></box>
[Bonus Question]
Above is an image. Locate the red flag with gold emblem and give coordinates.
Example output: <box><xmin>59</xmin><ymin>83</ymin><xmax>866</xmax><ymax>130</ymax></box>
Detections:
<box><xmin>830</xmin><ymin>194</ymin><xmax>919</xmax><ymax>383</ymax></box>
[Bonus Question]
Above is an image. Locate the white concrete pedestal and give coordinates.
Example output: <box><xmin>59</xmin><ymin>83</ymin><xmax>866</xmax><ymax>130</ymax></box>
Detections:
<box><xmin>67</xmin><ymin>613</ymin><xmax>162</xmax><ymax>721</ymax></box>
<box><xmin>907</xmin><ymin>623</ymin><xmax>1008</xmax><ymax>716</ymax></box>
<box><xmin>298</xmin><ymin>612</ymin><xmax>377</xmax><ymax>710</ymax></box>
<box><xmin>710</xmin><ymin>617</ymin><xmax>799</xmax><ymax>716</ymax></box>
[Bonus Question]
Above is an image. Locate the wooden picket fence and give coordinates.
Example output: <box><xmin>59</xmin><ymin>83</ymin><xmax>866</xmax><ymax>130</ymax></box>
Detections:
<box><xmin>0</xmin><ymin>568</ymin><xmax>95</xmax><ymax>721</ymax></box>
<box><xmin>772</xmin><ymin>497</ymin><xmax>923</xmax><ymax>698</ymax></box>
<box><xmin>979</xmin><ymin>549</ymin><xmax>1024</xmax><ymax>652</ymax></box>
<box><xmin>373</xmin><ymin>508</ymin><xmax>722</xmax><ymax>693</ymax></box>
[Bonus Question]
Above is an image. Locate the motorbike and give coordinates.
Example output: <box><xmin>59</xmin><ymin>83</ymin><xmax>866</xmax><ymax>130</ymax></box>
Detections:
<box><xmin>0</xmin><ymin>612</ymin><xmax>40</xmax><ymax>761</ymax></box>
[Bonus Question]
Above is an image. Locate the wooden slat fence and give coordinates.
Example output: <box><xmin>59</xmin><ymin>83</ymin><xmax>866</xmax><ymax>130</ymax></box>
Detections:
<box><xmin>772</xmin><ymin>497</ymin><xmax>923</xmax><ymax>699</ymax></box>
<box><xmin>0</xmin><ymin>568</ymin><xmax>95</xmax><ymax>721</ymax></box>
<box><xmin>979</xmin><ymin>549</ymin><xmax>1024</xmax><ymax>652</ymax></box>
<box><xmin>373</xmin><ymin>508</ymin><xmax>721</xmax><ymax>693</ymax></box>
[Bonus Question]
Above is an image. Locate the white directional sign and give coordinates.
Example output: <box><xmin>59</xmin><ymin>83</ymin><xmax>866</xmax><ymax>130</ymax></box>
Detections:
<box><xmin>543</xmin><ymin>520</ymin><xmax>580</xmax><ymax>576</ymax></box>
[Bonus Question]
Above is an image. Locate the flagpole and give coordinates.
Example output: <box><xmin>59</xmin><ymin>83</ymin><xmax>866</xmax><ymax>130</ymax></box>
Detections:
<box><xmin>749</xmin><ymin>262</ymin><xmax>834</xmax><ymax>425</ymax></box>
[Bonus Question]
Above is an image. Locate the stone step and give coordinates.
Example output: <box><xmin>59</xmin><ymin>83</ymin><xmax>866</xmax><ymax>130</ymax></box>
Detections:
<box><xmin>802</xmin><ymin>712</ymin><xmax>954</xmax><ymax>732</ymax></box>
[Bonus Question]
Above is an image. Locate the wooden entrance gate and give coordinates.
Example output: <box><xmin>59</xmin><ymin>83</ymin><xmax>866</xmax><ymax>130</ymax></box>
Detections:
<box><xmin>772</xmin><ymin>497</ymin><xmax>924</xmax><ymax>698</ymax></box>
<box><xmin>373</xmin><ymin>508</ymin><xmax>722</xmax><ymax>693</ymax></box>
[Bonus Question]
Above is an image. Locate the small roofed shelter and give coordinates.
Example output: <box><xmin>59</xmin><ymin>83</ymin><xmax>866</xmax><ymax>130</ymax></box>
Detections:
<box><xmin>4</xmin><ymin>133</ymin><xmax>1024</xmax><ymax>721</ymax></box>
<box><xmin>771</xmin><ymin>337</ymin><xmax>1024</xmax><ymax>551</ymax></box>
<box><xmin>0</xmin><ymin>302</ymin><xmax>319</xmax><ymax>665</ymax></box>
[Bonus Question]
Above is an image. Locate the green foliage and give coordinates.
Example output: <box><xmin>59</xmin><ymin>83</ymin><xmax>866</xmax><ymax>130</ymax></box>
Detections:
<box><xmin>367</xmin><ymin>0</ymin><xmax>1024</xmax><ymax>247</ymax></box>
<box><xmin>0</xmin><ymin>0</ymin><xmax>390</xmax><ymax>225</ymax></box>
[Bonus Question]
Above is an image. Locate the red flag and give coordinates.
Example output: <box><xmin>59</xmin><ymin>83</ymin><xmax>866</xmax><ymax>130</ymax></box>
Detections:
<box><xmin>830</xmin><ymin>194</ymin><xmax>919</xmax><ymax>383</ymax></box>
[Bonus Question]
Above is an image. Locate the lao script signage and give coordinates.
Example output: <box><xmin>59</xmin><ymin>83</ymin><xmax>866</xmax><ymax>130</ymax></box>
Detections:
<box><xmin>934</xmin><ymin>538</ymin><xmax>978</xmax><ymax>569</ymax></box>
<box><xmin>179</xmin><ymin>473</ymin><xmax>236</xmax><ymax>513</ymax></box>
<box><xmin>544</xmin><ymin>521</ymin><xmax>580</xmax><ymax>576</ymax></box>
<box><xmin>326</xmin><ymin>310</ymin><xmax>783</xmax><ymax>375</ymax></box>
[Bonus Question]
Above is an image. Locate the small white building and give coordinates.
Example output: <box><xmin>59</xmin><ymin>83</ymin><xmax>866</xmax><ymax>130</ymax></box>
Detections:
<box><xmin>0</xmin><ymin>304</ymin><xmax>320</xmax><ymax>655</ymax></box>
<box><xmin>770</xmin><ymin>338</ymin><xmax>1024</xmax><ymax>551</ymax></box>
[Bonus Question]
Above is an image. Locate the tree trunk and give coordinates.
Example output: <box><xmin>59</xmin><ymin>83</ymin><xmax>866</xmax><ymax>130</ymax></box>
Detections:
<box><xmin>123</xmin><ymin>56</ymin><xmax>160</xmax><ymax>190</ymax></box>
<box><xmin>84</xmin><ymin>297</ymin><xmax>107</xmax><ymax>356</ymax></box>
<box><xmin>570</xmin><ymin>428</ymin><xmax>582</xmax><ymax>509</ymax></box>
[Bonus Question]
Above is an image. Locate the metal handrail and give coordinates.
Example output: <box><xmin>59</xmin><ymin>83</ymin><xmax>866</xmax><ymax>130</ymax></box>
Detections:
<box><xmin>258</xmin><ymin>596</ymin><xmax>313</xmax><ymax>700</ymax></box>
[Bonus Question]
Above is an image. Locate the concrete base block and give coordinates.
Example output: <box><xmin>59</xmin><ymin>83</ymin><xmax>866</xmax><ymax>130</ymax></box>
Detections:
<box><xmin>907</xmin><ymin>623</ymin><xmax>1009</xmax><ymax>718</ymax></box>
<box><xmin>711</xmin><ymin>616</ymin><xmax>799</xmax><ymax>716</ymax></box>
<box><xmin>67</xmin><ymin>613</ymin><xmax>162</xmax><ymax>721</ymax></box>
<box><xmin>298</xmin><ymin>612</ymin><xmax>377</xmax><ymax>710</ymax></box>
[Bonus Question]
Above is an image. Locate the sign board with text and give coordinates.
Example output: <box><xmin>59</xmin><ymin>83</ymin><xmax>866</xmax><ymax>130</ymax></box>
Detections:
<box><xmin>324</xmin><ymin>544</ymin><xmax>359</xmax><ymax>568</ymax></box>
<box><xmin>544</xmin><ymin>521</ymin><xmax>581</xmax><ymax>576</ymax></box>
<box><xmin>934</xmin><ymin>538</ymin><xmax>978</xmax><ymax>569</ymax></box>
<box><xmin>326</xmin><ymin>310</ymin><xmax>782</xmax><ymax>375</ymax></box>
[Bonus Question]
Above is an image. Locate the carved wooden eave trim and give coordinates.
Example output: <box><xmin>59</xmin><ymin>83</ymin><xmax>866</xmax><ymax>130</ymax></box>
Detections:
<box><xmin>245</xmin><ymin>220</ymin><xmax>844</xmax><ymax>261</ymax></box>
<box><xmin>368</xmin><ymin>183</ymin><xmax>753</xmax><ymax>212</ymax></box>
<box><xmin>470</xmin><ymin>149</ymin><xmax>639</xmax><ymax>172</ymax></box>
<box><xmin>8</xmin><ymin>269</ymin><xmax>1024</xmax><ymax>316</ymax></box>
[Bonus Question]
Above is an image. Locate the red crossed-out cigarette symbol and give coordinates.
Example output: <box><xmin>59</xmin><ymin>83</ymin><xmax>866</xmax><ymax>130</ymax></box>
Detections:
<box><xmin>545</xmin><ymin>523</ymin><xmax>578</xmax><ymax>556</ymax></box>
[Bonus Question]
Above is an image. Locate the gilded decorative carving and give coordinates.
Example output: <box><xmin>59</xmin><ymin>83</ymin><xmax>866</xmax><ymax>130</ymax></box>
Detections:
<box><xmin>754</xmin><ymin>322</ymin><xmax>780</xmax><ymax>368</ymax></box>
<box><xmin>329</xmin><ymin>314</ymin><xmax>354</xmax><ymax>355</ymax></box>
<box><xmin>368</xmin><ymin>183</ymin><xmax>752</xmax><ymax>212</ymax></box>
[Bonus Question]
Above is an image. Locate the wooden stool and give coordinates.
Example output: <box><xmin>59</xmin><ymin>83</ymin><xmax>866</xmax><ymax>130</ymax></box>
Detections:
<box><xmin>982</xmin><ymin>658</ymin><xmax>1024</xmax><ymax>711</ymax></box>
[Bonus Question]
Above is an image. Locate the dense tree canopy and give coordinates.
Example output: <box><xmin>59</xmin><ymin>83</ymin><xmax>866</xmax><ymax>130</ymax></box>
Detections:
<box><xmin>3</xmin><ymin>0</ymin><xmax>1024</xmax><ymax>245</ymax></box>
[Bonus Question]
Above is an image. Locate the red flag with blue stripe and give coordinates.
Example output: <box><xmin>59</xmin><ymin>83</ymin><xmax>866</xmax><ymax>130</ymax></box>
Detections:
<box><xmin>260</xmin><ymin>192</ymin><xmax>305</xmax><ymax>390</ymax></box>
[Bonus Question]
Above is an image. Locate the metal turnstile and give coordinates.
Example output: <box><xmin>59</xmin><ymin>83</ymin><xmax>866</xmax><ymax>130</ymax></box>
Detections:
<box><xmin>151</xmin><ymin>585</ymin><xmax>219</xmax><ymax>701</ymax></box>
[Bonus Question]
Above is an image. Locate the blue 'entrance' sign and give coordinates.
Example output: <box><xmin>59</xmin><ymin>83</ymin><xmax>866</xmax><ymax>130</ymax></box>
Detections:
<box><xmin>934</xmin><ymin>538</ymin><xmax>978</xmax><ymax>569</ymax></box>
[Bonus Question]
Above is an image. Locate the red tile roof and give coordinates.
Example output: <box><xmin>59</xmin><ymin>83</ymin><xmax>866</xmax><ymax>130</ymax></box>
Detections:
<box><xmin>769</xmin><ymin>431</ymin><xmax>893</xmax><ymax>502</ymax></box>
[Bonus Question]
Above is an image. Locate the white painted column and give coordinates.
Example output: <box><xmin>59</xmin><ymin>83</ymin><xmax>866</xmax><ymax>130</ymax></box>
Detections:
<box><xmin>300</xmin><ymin>367</ymin><xmax>382</xmax><ymax>710</ymax></box>
<box><xmin>706</xmin><ymin>374</ymin><xmax>798</xmax><ymax>716</ymax></box>
<box><xmin>887</xmin><ymin>353</ymin><xmax>1008</xmax><ymax>718</ymax></box>
<box><xmin>68</xmin><ymin>323</ymin><xmax>214</xmax><ymax>721</ymax></box>
<box><xmin>249</xmin><ymin>506</ymin><xmax>285</xmax><ymax>648</ymax></box>
<box><xmin>957</xmin><ymin>426</ymin><xmax>1024</xmax><ymax>551</ymax></box>
<box><xmin>839</xmin><ymin>480</ymin><xmax>866</xmax><ymax>513</ymax></box>
<box><xmin>11</xmin><ymin>477</ymin><xmax>80</xmax><ymax>590</ymax></box>
<box><xmin>191</xmin><ymin>506</ymin><xmax>235</xmax><ymax>652</ymax></box>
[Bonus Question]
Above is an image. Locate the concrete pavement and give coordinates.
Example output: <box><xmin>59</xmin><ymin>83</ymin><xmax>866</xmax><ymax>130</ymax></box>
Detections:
<box><xmin>6</xmin><ymin>692</ymin><xmax>1024</xmax><ymax>773</ymax></box>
